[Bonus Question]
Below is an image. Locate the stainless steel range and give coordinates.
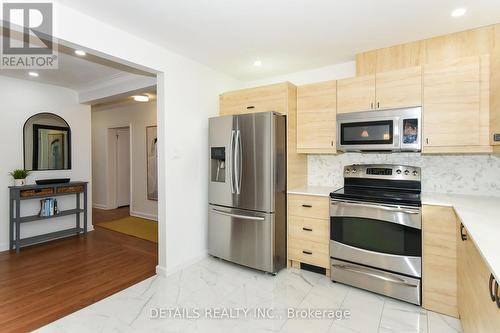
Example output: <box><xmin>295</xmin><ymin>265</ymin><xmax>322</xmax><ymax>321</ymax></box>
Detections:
<box><xmin>329</xmin><ymin>164</ymin><xmax>422</xmax><ymax>305</ymax></box>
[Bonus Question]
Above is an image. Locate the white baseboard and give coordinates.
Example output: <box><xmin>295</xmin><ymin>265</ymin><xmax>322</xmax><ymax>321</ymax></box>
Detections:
<box><xmin>165</xmin><ymin>250</ymin><xmax>208</xmax><ymax>276</ymax></box>
<box><xmin>0</xmin><ymin>242</ymin><xmax>9</xmax><ymax>252</ymax></box>
<box><xmin>156</xmin><ymin>265</ymin><xmax>167</xmax><ymax>277</ymax></box>
<box><xmin>92</xmin><ymin>203</ymin><xmax>108</xmax><ymax>210</ymax></box>
<box><xmin>130</xmin><ymin>210</ymin><xmax>158</xmax><ymax>221</ymax></box>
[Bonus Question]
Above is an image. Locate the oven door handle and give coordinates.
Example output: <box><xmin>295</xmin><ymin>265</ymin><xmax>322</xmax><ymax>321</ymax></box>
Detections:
<box><xmin>331</xmin><ymin>200</ymin><xmax>420</xmax><ymax>215</ymax></box>
<box><xmin>332</xmin><ymin>264</ymin><xmax>418</xmax><ymax>288</ymax></box>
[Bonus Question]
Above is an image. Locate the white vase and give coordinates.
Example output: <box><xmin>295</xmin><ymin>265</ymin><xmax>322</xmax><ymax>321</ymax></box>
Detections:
<box><xmin>14</xmin><ymin>178</ymin><xmax>26</xmax><ymax>186</ymax></box>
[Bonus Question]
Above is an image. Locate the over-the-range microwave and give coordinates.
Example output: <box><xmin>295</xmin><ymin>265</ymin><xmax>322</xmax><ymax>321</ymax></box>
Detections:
<box><xmin>336</xmin><ymin>107</ymin><xmax>422</xmax><ymax>152</ymax></box>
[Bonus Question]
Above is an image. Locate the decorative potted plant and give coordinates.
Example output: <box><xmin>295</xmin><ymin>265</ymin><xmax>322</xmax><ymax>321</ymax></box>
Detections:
<box><xmin>9</xmin><ymin>169</ymin><xmax>30</xmax><ymax>186</ymax></box>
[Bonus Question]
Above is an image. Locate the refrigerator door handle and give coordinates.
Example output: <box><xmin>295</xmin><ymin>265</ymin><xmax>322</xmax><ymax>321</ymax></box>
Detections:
<box><xmin>211</xmin><ymin>208</ymin><xmax>265</xmax><ymax>221</ymax></box>
<box><xmin>235</xmin><ymin>129</ymin><xmax>242</xmax><ymax>194</ymax></box>
<box><xmin>230</xmin><ymin>130</ymin><xmax>236</xmax><ymax>194</ymax></box>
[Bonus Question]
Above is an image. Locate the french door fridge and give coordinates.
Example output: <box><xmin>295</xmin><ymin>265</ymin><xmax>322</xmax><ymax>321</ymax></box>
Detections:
<box><xmin>208</xmin><ymin>112</ymin><xmax>286</xmax><ymax>273</ymax></box>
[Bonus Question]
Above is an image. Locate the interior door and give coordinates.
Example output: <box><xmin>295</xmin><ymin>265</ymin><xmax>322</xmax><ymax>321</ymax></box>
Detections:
<box><xmin>234</xmin><ymin>112</ymin><xmax>274</xmax><ymax>213</ymax></box>
<box><xmin>116</xmin><ymin>127</ymin><xmax>130</xmax><ymax>207</ymax></box>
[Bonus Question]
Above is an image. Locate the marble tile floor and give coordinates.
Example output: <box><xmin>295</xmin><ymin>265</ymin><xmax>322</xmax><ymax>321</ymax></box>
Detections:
<box><xmin>36</xmin><ymin>257</ymin><xmax>463</xmax><ymax>333</ymax></box>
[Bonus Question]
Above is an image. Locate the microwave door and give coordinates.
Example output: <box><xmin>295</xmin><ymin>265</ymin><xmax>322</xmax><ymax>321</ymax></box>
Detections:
<box><xmin>338</xmin><ymin>119</ymin><xmax>397</xmax><ymax>151</ymax></box>
<box><xmin>209</xmin><ymin>115</ymin><xmax>236</xmax><ymax>208</ymax></box>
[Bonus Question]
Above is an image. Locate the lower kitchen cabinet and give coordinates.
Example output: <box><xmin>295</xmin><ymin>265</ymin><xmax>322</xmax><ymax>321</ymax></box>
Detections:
<box><xmin>422</xmin><ymin>205</ymin><xmax>459</xmax><ymax>317</ymax></box>
<box><xmin>458</xmin><ymin>223</ymin><xmax>500</xmax><ymax>333</ymax></box>
<box><xmin>287</xmin><ymin>194</ymin><xmax>330</xmax><ymax>275</ymax></box>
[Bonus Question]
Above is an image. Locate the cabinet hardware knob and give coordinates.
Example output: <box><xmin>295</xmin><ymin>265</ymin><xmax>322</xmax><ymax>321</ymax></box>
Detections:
<box><xmin>302</xmin><ymin>227</ymin><xmax>313</xmax><ymax>232</ymax></box>
<box><xmin>302</xmin><ymin>204</ymin><xmax>312</xmax><ymax>208</ymax></box>
<box><xmin>460</xmin><ymin>223</ymin><xmax>467</xmax><ymax>241</ymax></box>
<box><xmin>490</xmin><ymin>274</ymin><xmax>496</xmax><ymax>302</ymax></box>
<box><xmin>331</xmin><ymin>140</ymin><xmax>334</xmax><ymax>147</ymax></box>
<box><xmin>426</xmin><ymin>138</ymin><xmax>429</xmax><ymax>145</ymax></box>
<box><xmin>495</xmin><ymin>281</ymin><xmax>500</xmax><ymax>308</ymax></box>
<box><xmin>377</xmin><ymin>102</ymin><xmax>380</xmax><ymax>109</ymax></box>
<box><xmin>302</xmin><ymin>250</ymin><xmax>312</xmax><ymax>255</ymax></box>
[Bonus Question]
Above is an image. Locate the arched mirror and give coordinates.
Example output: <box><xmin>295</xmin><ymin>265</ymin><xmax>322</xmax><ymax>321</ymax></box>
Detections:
<box><xmin>24</xmin><ymin>113</ymin><xmax>71</xmax><ymax>171</ymax></box>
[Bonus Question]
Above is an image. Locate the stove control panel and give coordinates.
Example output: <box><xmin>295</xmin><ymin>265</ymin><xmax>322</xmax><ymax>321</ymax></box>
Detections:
<box><xmin>344</xmin><ymin>164</ymin><xmax>421</xmax><ymax>181</ymax></box>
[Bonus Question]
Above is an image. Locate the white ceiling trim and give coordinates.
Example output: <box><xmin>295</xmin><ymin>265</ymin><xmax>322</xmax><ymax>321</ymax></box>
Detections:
<box><xmin>78</xmin><ymin>75</ymin><xmax>156</xmax><ymax>104</ymax></box>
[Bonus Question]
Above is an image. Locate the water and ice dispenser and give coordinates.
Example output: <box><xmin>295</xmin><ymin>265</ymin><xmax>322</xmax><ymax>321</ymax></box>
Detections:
<box><xmin>211</xmin><ymin>147</ymin><xmax>226</xmax><ymax>183</ymax></box>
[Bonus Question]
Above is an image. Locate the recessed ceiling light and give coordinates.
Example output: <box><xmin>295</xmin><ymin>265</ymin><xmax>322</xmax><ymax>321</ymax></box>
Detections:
<box><xmin>253</xmin><ymin>60</ymin><xmax>262</xmax><ymax>67</ymax></box>
<box><xmin>132</xmin><ymin>95</ymin><xmax>149</xmax><ymax>102</ymax></box>
<box><xmin>74</xmin><ymin>50</ymin><xmax>86</xmax><ymax>56</ymax></box>
<box><xmin>451</xmin><ymin>8</ymin><xmax>467</xmax><ymax>17</ymax></box>
<box><xmin>28</xmin><ymin>71</ymin><xmax>39</xmax><ymax>77</ymax></box>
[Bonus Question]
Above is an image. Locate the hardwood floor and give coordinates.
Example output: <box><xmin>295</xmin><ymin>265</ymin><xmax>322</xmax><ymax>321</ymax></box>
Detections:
<box><xmin>0</xmin><ymin>227</ymin><xmax>157</xmax><ymax>333</ymax></box>
<box><xmin>92</xmin><ymin>206</ymin><xmax>130</xmax><ymax>224</ymax></box>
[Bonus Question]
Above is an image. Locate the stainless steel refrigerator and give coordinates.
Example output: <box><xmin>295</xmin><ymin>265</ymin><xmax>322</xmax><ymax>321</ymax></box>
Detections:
<box><xmin>208</xmin><ymin>112</ymin><xmax>286</xmax><ymax>274</ymax></box>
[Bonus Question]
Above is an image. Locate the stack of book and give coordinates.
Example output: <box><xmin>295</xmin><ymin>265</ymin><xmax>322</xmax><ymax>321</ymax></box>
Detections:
<box><xmin>40</xmin><ymin>198</ymin><xmax>59</xmax><ymax>217</ymax></box>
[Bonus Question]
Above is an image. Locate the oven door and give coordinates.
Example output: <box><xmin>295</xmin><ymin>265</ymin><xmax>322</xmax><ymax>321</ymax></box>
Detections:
<box><xmin>330</xmin><ymin>200</ymin><xmax>422</xmax><ymax>277</ymax></box>
<box><xmin>337</xmin><ymin>118</ymin><xmax>399</xmax><ymax>151</ymax></box>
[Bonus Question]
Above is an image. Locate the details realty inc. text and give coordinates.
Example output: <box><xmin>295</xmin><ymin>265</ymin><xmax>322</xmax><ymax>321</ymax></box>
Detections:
<box><xmin>150</xmin><ymin>307</ymin><xmax>351</xmax><ymax>320</ymax></box>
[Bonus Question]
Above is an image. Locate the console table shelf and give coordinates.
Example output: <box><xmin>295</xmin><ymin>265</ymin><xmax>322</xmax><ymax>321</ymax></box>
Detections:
<box><xmin>9</xmin><ymin>182</ymin><xmax>88</xmax><ymax>253</ymax></box>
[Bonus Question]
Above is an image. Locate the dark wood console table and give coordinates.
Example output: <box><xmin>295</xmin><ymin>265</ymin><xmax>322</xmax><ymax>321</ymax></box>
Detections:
<box><xmin>9</xmin><ymin>181</ymin><xmax>88</xmax><ymax>253</ymax></box>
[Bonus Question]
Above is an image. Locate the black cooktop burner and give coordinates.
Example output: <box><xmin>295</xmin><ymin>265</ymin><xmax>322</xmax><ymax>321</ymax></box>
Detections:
<box><xmin>330</xmin><ymin>186</ymin><xmax>421</xmax><ymax>207</ymax></box>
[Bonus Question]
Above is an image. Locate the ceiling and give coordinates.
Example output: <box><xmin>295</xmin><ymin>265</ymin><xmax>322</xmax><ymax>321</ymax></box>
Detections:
<box><xmin>56</xmin><ymin>0</ymin><xmax>500</xmax><ymax>80</ymax></box>
<box><xmin>0</xmin><ymin>45</ymin><xmax>155</xmax><ymax>92</ymax></box>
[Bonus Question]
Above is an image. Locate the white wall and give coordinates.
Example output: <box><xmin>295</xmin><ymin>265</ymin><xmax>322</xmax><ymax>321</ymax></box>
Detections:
<box><xmin>242</xmin><ymin>61</ymin><xmax>356</xmax><ymax>87</ymax></box>
<box><xmin>92</xmin><ymin>100</ymin><xmax>158</xmax><ymax>220</ymax></box>
<box><xmin>0</xmin><ymin>75</ymin><xmax>92</xmax><ymax>251</ymax></box>
<box><xmin>52</xmin><ymin>2</ymin><xmax>240</xmax><ymax>274</ymax></box>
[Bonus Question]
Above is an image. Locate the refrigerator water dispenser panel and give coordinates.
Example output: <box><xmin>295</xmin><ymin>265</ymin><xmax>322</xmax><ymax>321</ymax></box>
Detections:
<box><xmin>211</xmin><ymin>147</ymin><xmax>226</xmax><ymax>183</ymax></box>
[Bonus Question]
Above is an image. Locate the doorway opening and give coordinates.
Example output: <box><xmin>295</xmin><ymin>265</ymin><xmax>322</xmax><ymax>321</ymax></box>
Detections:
<box><xmin>91</xmin><ymin>95</ymin><xmax>159</xmax><ymax>244</ymax></box>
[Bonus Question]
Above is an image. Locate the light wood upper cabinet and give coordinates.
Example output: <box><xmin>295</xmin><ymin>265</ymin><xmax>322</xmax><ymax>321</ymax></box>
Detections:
<box><xmin>423</xmin><ymin>56</ymin><xmax>491</xmax><ymax>153</ymax></box>
<box><xmin>422</xmin><ymin>205</ymin><xmax>458</xmax><ymax>318</ymax></box>
<box><xmin>375</xmin><ymin>66</ymin><xmax>422</xmax><ymax>110</ymax></box>
<box><xmin>337</xmin><ymin>75</ymin><xmax>375</xmax><ymax>113</ymax></box>
<box><xmin>219</xmin><ymin>82</ymin><xmax>289</xmax><ymax>116</ymax></box>
<box><xmin>296</xmin><ymin>80</ymin><xmax>337</xmax><ymax>154</ymax></box>
<box><xmin>337</xmin><ymin>68</ymin><xmax>423</xmax><ymax>114</ymax></box>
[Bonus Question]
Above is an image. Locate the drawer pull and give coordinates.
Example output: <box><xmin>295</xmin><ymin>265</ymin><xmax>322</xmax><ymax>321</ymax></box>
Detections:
<box><xmin>460</xmin><ymin>223</ymin><xmax>467</xmax><ymax>241</ymax></box>
<box><xmin>302</xmin><ymin>227</ymin><xmax>313</xmax><ymax>232</ymax></box>
<box><xmin>246</xmin><ymin>106</ymin><xmax>255</xmax><ymax>109</ymax></box>
<box><xmin>302</xmin><ymin>251</ymin><xmax>312</xmax><ymax>255</ymax></box>
<box><xmin>302</xmin><ymin>204</ymin><xmax>312</xmax><ymax>208</ymax></box>
<box><xmin>495</xmin><ymin>280</ymin><xmax>500</xmax><ymax>308</ymax></box>
<box><xmin>490</xmin><ymin>274</ymin><xmax>496</xmax><ymax>302</ymax></box>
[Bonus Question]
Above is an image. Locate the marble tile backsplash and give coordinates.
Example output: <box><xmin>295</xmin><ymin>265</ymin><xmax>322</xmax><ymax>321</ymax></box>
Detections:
<box><xmin>308</xmin><ymin>153</ymin><xmax>500</xmax><ymax>196</ymax></box>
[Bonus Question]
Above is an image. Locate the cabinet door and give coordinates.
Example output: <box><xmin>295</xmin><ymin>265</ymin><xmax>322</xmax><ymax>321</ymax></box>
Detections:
<box><xmin>458</xmin><ymin>223</ymin><xmax>500</xmax><ymax>333</ymax></box>
<box><xmin>296</xmin><ymin>80</ymin><xmax>337</xmax><ymax>153</ymax></box>
<box><xmin>219</xmin><ymin>83</ymin><xmax>288</xmax><ymax>116</ymax></box>
<box><xmin>422</xmin><ymin>205</ymin><xmax>458</xmax><ymax>317</ymax></box>
<box><xmin>423</xmin><ymin>56</ymin><xmax>482</xmax><ymax>149</ymax></box>
<box><xmin>337</xmin><ymin>75</ymin><xmax>375</xmax><ymax>113</ymax></box>
<box><xmin>375</xmin><ymin>66</ymin><xmax>422</xmax><ymax>109</ymax></box>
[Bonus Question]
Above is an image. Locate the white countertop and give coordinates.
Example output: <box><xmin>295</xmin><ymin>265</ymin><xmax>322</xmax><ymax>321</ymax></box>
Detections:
<box><xmin>287</xmin><ymin>186</ymin><xmax>335</xmax><ymax>197</ymax></box>
<box><xmin>422</xmin><ymin>192</ymin><xmax>500</xmax><ymax>281</ymax></box>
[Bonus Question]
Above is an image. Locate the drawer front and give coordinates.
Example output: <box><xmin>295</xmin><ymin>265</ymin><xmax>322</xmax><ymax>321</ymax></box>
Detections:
<box><xmin>20</xmin><ymin>188</ymin><xmax>54</xmax><ymax>198</ymax></box>
<box><xmin>289</xmin><ymin>216</ymin><xmax>329</xmax><ymax>244</ymax></box>
<box><xmin>288</xmin><ymin>237</ymin><xmax>329</xmax><ymax>268</ymax></box>
<box><xmin>288</xmin><ymin>194</ymin><xmax>329</xmax><ymax>219</ymax></box>
<box><xmin>56</xmin><ymin>185</ymin><xmax>84</xmax><ymax>194</ymax></box>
